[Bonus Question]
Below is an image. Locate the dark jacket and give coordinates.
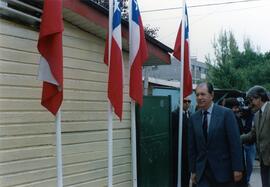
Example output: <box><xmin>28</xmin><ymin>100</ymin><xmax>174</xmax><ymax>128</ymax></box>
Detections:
<box><xmin>188</xmin><ymin>104</ymin><xmax>244</xmax><ymax>183</ymax></box>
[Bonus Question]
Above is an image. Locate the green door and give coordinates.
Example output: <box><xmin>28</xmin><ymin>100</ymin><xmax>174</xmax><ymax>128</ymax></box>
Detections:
<box><xmin>136</xmin><ymin>96</ymin><xmax>172</xmax><ymax>187</ymax></box>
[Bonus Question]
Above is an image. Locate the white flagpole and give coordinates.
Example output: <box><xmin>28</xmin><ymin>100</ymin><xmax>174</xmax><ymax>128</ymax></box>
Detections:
<box><xmin>177</xmin><ymin>0</ymin><xmax>186</xmax><ymax>187</ymax></box>
<box><xmin>129</xmin><ymin>0</ymin><xmax>138</xmax><ymax>186</ymax></box>
<box><xmin>108</xmin><ymin>103</ymin><xmax>113</xmax><ymax>187</ymax></box>
<box><xmin>108</xmin><ymin>0</ymin><xmax>113</xmax><ymax>187</ymax></box>
<box><xmin>55</xmin><ymin>109</ymin><xmax>63</xmax><ymax>187</ymax></box>
<box><xmin>131</xmin><ymin>101</ymin><xmax>138</xmax><ymax>187</ymax></box>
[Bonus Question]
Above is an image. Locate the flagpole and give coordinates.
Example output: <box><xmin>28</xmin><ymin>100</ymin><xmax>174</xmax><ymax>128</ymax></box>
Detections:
<box><xmin>131</xmin><ymin>101</ymin><xmax>138</xmax><ymax>187</ymax></box>
<box><xmin>37</xmin><ymin>1</ymin><xmax>63</xmax><ymax>186</ymax></box>
<box><xmin>108</xmin><ymin>1</ymin><xmax>113</xmax><ymax>187</ymax></box>
<box><xmin>55</xmin><ymin>110</ymin><xmax>63</xmax><ymax>187</ymax></box>
<box><xmin>129</xmin><ymin>1</ymin><xmax>138</xmax><ymax>186</ymax></box>
<box><xmin>108</xmin><ymin>103</ymin><xmax>113</xmax><ymax>187</ymax></box>
<box><xmin>178</xmin><ymin>0</ymin><xmax>186</xmax><ymax>187</ymax></box>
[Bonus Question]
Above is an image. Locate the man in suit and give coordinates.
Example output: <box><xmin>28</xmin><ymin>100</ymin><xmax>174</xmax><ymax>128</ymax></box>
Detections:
<box><xmin>241</xmin><ymin>85</ymin><xmax>270</xmax><ymax>187</ymax></box>
<box><xmin>172</xmin><ymin>97</ymin><xmax>192</xmax><ymax>187</ymax></box>
<box><xmin>189</xmin><ymin>82</ymin><xmax>243</xmax><ymax>187</ymax></box>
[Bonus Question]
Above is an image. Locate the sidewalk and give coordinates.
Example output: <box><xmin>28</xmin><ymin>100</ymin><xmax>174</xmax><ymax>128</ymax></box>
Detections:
<box><xmin>249</xmin><ymin>160</ymin><xmax>261</xmax><ymax>187</ymax></box>
<box><xmin>187</xmin><ymin>161</ymin><xmax>261</xmax><ymax>187</ymax></box>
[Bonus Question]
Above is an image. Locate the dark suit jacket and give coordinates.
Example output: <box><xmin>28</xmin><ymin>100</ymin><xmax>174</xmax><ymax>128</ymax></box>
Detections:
<box><xmin>242</xmin><ymin>102</ymin><xmax>270</xmax><ymax>166</ymax></box>
<box><xmin>188</xmin><ymin>104</ymin><xmax>243</xmax><ymax>183</ymax></box>
<box><xmin>172</xmin><ymin>109</ymin><xmax>190</xmax><ymax>186</ymax></box>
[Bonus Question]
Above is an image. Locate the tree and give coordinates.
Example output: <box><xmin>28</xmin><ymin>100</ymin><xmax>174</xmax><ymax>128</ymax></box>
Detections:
<box><xmin>206</xmin><ymin>30</ymin><xmax>247</xmax><ymax>90</ymax></box>
<box><xmin>206</xmin><ymin>30</ymin><xmax>270</xmax><ymax>91</ymax></box>
<box><xmin>121</xmin><ymin>1</ymin><xmax>159</xmax><ymax>38</ymax></box>
<box><xmin>92</xmin><ymin>0</ymin><xmax>109</xmax><ymax>9</ymax></box>
<box><xmin>144</xmin><ymin>25</ymin><xmax>159</xmax><ymax>38</ymax></box>
<box><xmin>93</xmin><ymin>0</ymin><xmax>159</xmax><ymax>38</ymax></box>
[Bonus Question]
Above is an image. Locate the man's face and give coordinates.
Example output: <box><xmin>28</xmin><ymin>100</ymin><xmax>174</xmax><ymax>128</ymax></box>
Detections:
<box><xmin>248</xmin><ymin>97</ymin><xmax>262</xmax><ymax>112</ymax></box>
<box><xmin>232</xmin><ymin>106</ymin><xmax>240</xmax><ymax>113</ymax></box>
<box><xmin>232</xmin><ymin>106</ymin><xmax>241</xmax><ymax>117</ymax></box>
<box><xmin>183</xmin><ymin>99</ymin><xmax>191</xmax><ymax>111</ymax></box>
<box><xmin>195</xmin><ymin>85</ymin><xmax>213</xmax><ymax>110</ymax></box>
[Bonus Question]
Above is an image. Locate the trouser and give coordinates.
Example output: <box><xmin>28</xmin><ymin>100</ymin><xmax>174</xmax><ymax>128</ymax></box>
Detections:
<box><xmin>181</xmin><ymin>156</ymin><xmax>191</xmax><ymax>187</ymax></box>
<box><xmin>243</xmin><ymin>144</ymin><xmax>256</xmax><ymax>183</ymax></box>
<box><xmin>260</xmin><ymin>160</ymin><xmax>270</xmax><ymax>187</ymax></box>
<box><xmin>197</xmin><ymin>162</ymin><xmax>236</xmax><ymax>187</ymax></box>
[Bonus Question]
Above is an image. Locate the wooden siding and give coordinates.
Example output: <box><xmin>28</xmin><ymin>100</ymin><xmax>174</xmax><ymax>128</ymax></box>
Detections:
<box><xmin>0</xmin><ymin>19</ymin><xmax>132</xmax><ymax>187</ymax></box>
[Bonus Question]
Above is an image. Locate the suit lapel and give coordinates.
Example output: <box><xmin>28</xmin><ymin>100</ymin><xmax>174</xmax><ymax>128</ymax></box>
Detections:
<box><xmin>194</xmin><ymin>111</ymin><xmax>207</xmax><ymax>145</ymax></box>
<box><xmin>259</xmin><ymin>102</ymin><xmax>270</xmax><ymax>134</ymax></box>
<box><xmin>208</xmin><ymin>105</ymin><xmax>220</xmax><ymax>144</ymax></box>
<box><xmin>255</xmin><ymin>112</ymin><xmax>260</xmax><ymax>133</ymax></box>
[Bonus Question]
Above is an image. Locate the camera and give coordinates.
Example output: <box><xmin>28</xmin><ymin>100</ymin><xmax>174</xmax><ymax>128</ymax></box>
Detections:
<box><xmin>236</xmin><ymin>97</ymin><xmax>251</xmax><ymax>118</ymax></box>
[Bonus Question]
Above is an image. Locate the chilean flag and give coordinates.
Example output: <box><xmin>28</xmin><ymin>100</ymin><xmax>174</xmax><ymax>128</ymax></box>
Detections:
<box><xmin>173</xmin><ymin>4</ymin><xmax>192</xmax><ymax>98</ymax></box>
<box><xmin>37</xmin><ymin>0</ymin><xmax>64</xmax><ymax>115</ymax></box>
<box><xmin>104</xmin><ymin>0</ymin><xmax>124</xmax><ymax>120</ymax></box>
<box><xmin>129</xmin><ymin>0</ymin><xmax>148</xmax><ymax>106</ymax></box>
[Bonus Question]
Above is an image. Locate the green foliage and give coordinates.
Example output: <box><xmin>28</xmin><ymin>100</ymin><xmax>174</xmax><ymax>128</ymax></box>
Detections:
<box><xmin>144</xmin><ymin>25</ymin><xmax>159</xmax><ymax>38</ymax></box>
<box><xmin>206</xmin><ymin>30</ymin><xmax>270</xmax><ymax>91</ymax></box>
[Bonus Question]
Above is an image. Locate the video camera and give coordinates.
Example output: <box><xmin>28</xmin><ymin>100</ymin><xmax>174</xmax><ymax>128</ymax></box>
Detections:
<box><xmin>236</xmin><ymin>97</ymin><xmax>251</xmax><ymax>117</ymax></box>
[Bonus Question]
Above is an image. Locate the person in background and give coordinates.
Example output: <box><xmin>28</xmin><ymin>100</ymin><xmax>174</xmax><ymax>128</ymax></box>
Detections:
<box><xmin>223</xmin><ymin>97</ymin><xmax>245</xmax><ymax>134</ymax></box>
<box><xmin>240</xmin><ymin>108</ymin><xmax>256</xmax><ymax>187</ymax></box>
<box><xmin>223</xmin><ymin>97</ymin><xmax>248</xmax><ymax>187</ymax></box>
<box><xmin>172</xmin><ymin>97</ymin><xmax>192</xmax><ymax>187</ymax></box>
<box><xmin>189</xmin><ymin>82</ymin><xmax>243</xmax><ymax>187</ymax></box>
<box><xmin>241</xmin><ymin>85</ymin><xmax>270</xmax><ymax>187</ymax></box>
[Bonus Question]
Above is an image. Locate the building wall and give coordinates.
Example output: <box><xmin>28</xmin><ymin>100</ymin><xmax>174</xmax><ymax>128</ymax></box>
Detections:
<box><xmin>144</xmin><ymin>57</ymin><xmax>207</xmax><ymax>84</ymax></box>
<box><xmin>0</xmin><ymin>18</ymin><xmax>131</xmax><ymax>187</ymax></box>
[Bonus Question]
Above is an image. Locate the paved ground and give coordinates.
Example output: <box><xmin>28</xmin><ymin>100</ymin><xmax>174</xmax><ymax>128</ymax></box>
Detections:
<box><xmin>249</xmin><ymin>161</ymin><xmax>261</xmax><ymax>187</ymax></box>
<box><xmin>187</xmin><ymin>161</ymin><xmax>262</xmax><ymax>187</ymax></box>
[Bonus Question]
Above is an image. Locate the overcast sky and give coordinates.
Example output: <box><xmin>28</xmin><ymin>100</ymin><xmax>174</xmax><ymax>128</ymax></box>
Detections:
<box><xmin>137</xmin><ymin>0</ymin><xmax>270</xmax><ymax>62</ymax></box>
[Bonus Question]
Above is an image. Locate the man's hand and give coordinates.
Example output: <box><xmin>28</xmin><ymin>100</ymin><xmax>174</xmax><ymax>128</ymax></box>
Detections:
<box><xmin>191</xmin><ymin>173</ymin><xmax>196</xmax><ymax>184</ymax></box>
<box><xmin>233</xmin><ymin>171</ymin><xmax>243</xmax><ymax>182</ymax></box>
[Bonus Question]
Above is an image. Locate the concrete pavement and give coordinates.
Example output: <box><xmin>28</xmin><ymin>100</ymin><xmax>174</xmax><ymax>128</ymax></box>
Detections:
<box><xmin>187</xmin><ymin>161</ymin><xmax>262</xmax><ymax>187</ymax></box>
<box><xmin>249</xmin><ymin>161</ymin><xmax>261</xmax><ymax>187</ymax></box>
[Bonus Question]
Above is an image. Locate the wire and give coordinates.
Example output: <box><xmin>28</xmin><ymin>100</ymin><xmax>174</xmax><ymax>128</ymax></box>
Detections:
<box><xmin>143</xmin><ymin>4</ymin><xmax>266</xmax><ymax>22</ymax></box>
<box><xmin>144</xmin><ymin>4</ymin><xmax>267</xmax><ymax>22</ymax></box>
<box><xmin>141</xmin><ymin>0</ymin><xmax>267</xmax><ymax>13</ymax></box>
<box><xmin>157</xmin><ymin>4</ymin><xmax>269</xmax><ymax>42</ymax></box>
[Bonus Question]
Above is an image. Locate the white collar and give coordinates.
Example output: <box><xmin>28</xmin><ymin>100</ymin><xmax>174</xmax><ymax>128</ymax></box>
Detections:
<box><xmin>202</xmin><ymin>102</ymin><xmax>214</xmax><ymax>115</ymax></box>
<box><xmin>261</xmin><ymin>101</ymin><xmax>268</xmax><ymax>113</ymax></box>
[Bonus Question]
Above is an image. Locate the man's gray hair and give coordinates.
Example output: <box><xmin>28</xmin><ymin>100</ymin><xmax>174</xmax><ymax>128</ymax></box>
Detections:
<box><xmin>246</xmin><ymin>85</ymin><xmax>269</xmax><ymax>102</ymax></box>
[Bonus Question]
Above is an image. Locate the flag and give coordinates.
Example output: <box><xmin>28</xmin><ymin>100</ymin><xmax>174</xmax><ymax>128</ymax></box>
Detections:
<box><xmin>104</xmin><ymin>0</ymin><xmax>124</xmax><ymax>120</ymax></box>
<box><xmin>37</xmin><ymin>0</ymin><xmax>64</xmax><ymax>115</ymax></box>
<box><xmin>129</xmin><ymin>0</ymin><xmax>148</xmax><ymax>106</ymax></box>
<box><xmin>173</xmin><ymin>5</ymin><xmax>192</xmax><ymax>98</ymax></box>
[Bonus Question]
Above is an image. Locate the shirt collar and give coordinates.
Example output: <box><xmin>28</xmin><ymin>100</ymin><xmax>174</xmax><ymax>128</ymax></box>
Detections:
<box><xmin>202</xmin><ymin>102</ymin><xmax>214</xmax><ymax>115</ymax></box>
<box><xmin>261</xmin><ymin>101</ymin><xmax>268</xmax><ymax>113</ymax></box>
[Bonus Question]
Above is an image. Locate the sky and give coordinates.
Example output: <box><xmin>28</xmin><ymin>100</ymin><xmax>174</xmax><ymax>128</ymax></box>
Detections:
<box><xmin>137</xmin><ymin>0</ymin><xmax>270</xmax><ymax>62</ymax></box>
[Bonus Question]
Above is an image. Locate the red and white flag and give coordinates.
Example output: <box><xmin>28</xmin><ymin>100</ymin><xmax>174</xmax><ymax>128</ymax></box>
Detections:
<box><xmin>104</xmin><ymin>0</ymin><xmax>124</xmax><ymax>120</ymax></box>
<box><xmin>129</xmin><ymin>0</ymin><xmax>148</xmax><ymax>106</ymax></box>
<box><xmin>37</xmin><ymin>0</ymin><xmax>64</xmax><ymax>115</ymax></box>
<box><xmin>173</xmin><ymin>4</ymin><xmax>192</xmax><ymax>98</ymax></box>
